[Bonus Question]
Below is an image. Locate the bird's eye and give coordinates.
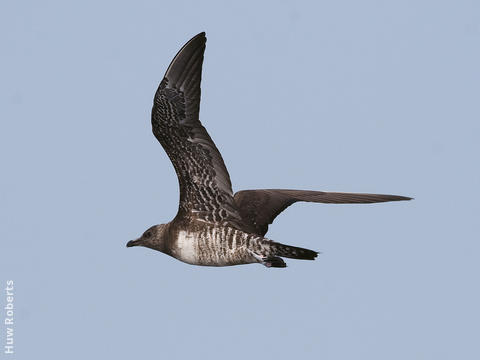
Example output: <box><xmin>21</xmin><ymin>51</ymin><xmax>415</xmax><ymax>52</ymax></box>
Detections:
<box><xmin>144</xmin><ymin>231</ymin><xmax>151</xmax><ymax>238</ymax></box>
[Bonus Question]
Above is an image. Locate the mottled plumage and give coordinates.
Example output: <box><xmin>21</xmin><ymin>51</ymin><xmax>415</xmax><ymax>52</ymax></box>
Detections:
<box><xmin>126</xmin><ymin>32</ymin><xmax>412</xmax><ymax>268</ymax></box>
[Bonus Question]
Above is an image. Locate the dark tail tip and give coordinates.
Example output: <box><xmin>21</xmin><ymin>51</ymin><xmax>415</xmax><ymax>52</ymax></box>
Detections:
<box><xmin>299</xmin><ymin>249</ymin><xmax>319</xmax><ymax>260</ymax></box>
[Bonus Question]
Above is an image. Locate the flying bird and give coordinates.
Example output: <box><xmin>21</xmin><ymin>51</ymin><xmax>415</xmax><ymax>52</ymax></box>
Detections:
<box><xmin>126</xmin><ymin>32</ymin><xmax>411</xmax><ymax>268</ymax></box>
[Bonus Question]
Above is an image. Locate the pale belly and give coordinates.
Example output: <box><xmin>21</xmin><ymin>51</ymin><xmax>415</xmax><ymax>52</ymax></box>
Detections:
<box><xmin>172</xmin><ymin>228</ymin><xmax>258</xmax><ymax>266</ymax></box>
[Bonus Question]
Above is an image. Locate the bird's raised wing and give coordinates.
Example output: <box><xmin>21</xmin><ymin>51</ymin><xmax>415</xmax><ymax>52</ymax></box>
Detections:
<box><xmin>152</xmin><ymin>33</ymin><xmax>242</xmax><ymax>226</ymax></box>
<box><xmin>234</xmin><ymin>189</ymin><xmax>412</xmax><ymax>236</ymax></box>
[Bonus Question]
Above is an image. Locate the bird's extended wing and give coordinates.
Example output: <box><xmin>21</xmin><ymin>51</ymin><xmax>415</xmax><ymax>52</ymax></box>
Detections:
<box><xmin>152</xmin><ymin>32</ymin><xmax>241</xmax><ymax>226</ymax></box>
<box><xmin>234</xmin><ymin>189</ymin><xmax>412</xmax><ymax>236</ymax></box>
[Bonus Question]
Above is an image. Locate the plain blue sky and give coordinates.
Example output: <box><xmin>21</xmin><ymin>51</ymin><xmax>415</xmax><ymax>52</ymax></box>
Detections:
<box><xmin>1</xmin><ymin>0</ymin><xmax>479</xmax><ymax>359</ymax></box>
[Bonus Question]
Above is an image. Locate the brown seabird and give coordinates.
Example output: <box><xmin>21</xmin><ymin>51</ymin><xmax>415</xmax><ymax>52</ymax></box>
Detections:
<box><xmin>126</xmin><ymin>32</ymin><xmax>412</xmax><ymax>268</ymax></box>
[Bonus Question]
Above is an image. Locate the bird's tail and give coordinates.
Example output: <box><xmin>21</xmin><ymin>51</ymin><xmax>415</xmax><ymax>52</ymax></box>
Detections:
<box><xmin>270</xmin><ymin>242</ymin><xmax>318</xmax><ymax>260</ymax></box>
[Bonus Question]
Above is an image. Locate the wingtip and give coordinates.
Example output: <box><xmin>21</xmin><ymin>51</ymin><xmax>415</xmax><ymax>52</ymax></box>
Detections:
<box><xmin>191</xmin><ymin>31</ymin><xmax>206</xmax><ymax>43</ymax></box>
<box><xmin>388</xmin><ymin>194</ymin><xmax>414</xmax><ymax>202</ymax></box>
<box><xmin>163</xmin><ymin>32</ymin><xmax>207</xmax><ymax>85</ymax></box>
<box><xmin>181</xmin><ymin>32</ymin><xmax>206</xmax><ymax>49</ymax></box>
<box><xmin>189</xmin><ymin>32</ymin><xmax>206</xmax><ymax>42</ymax></box>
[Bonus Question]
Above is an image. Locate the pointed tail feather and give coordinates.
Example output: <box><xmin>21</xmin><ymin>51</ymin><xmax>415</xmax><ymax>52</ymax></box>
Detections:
<box><xmin>271</xmin><ymin>242</ymin><xmax>318</xmax><ymax>260</ymax></box>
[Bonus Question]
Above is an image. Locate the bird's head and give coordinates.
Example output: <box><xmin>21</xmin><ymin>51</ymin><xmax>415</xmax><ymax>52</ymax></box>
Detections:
<box><xmin>126</xmin><ymin>224</ymin><xmax>168</xmax><ymax>252</ymax></box>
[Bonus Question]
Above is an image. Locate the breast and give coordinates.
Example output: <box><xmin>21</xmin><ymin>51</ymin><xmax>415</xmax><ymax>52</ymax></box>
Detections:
<box><xmin>174</xmin><ymin>230</ymin><xmax>199</xmax><ymax>265</ymax></box>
